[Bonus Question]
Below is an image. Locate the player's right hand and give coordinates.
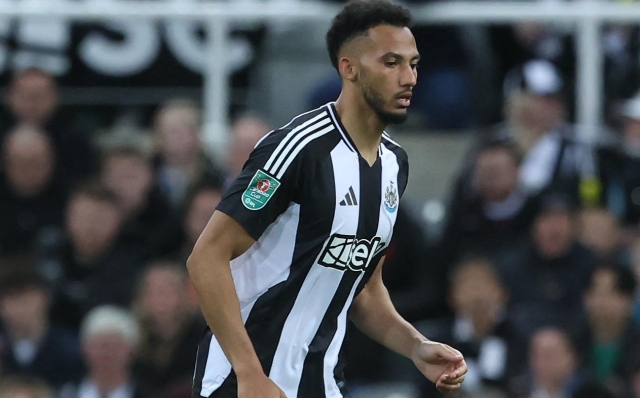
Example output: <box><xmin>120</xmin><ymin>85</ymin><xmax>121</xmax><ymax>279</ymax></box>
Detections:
<box><xmin>237</xmin><ymin>373</ymin><xmax>287</xmax><ymax>398</ymax></box>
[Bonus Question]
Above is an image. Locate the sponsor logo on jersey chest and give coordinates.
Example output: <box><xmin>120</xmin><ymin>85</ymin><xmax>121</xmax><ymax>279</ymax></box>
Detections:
<box><xmin>319</xmin><ymin>234</ymin><xmax>382</xmax><ymax>272</ymax></box>
<box><xmin>242</xmin><ymin>170</ymin><xmax>281</xmax><ymax>210</ymax></box>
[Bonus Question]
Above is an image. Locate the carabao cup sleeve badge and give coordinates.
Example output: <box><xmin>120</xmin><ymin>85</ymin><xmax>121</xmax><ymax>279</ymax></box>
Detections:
<box><xmin>242</xmin><ymin>170</ymin><xmax>282</xmax><ymax>210</ymax></box>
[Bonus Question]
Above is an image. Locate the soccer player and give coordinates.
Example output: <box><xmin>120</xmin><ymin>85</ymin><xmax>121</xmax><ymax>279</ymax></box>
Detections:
<box><xmin>187</xmin><ymin>1</ymin><xmax>468</xmax><ymax>397</ymax></box>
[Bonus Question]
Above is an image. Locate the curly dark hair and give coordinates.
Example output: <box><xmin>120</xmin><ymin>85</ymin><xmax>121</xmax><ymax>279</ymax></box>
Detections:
<box><xmin>326</xmin><ymin>0</ymin><xmax>412</xmax><ymax>71</ymax></box>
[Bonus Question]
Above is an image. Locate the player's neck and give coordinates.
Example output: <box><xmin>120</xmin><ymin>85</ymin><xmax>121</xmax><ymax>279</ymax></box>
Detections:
<box><xmin>334</xmin><ymin>95</ymin><xmax>384</xmax><ymax>165</ymax></box>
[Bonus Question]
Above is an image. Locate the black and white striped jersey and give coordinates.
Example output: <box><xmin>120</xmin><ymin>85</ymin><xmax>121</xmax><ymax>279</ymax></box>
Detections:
<box><xmin>192</xmin><ymin>102</ymin><xmax>409</xmax><ymax>398</ymax></box>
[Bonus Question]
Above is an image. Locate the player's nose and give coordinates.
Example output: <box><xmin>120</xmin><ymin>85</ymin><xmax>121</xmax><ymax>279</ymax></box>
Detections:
<box><xmin>399</xmin><ymin>63</ymin><xmax>417</xmax><ymax>88</ymax></box>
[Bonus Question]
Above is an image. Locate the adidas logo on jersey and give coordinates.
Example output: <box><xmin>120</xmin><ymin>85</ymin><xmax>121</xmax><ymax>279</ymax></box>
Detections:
<box><xmin>319</xmin><ymin>234</ymin><xmax>381</xmax><ymax>272</ymax></box>
<box><xmin>339</xmin><ymin>187</ymin><xmax>358</xmax><ymax>206</ymax></box>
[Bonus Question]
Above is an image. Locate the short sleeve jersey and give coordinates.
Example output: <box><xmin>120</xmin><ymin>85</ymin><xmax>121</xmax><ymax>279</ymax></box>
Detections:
<box><xmin>193</xmin><ymin>103</ymin><xmax>409</xmax><ymax>398</ymax></box>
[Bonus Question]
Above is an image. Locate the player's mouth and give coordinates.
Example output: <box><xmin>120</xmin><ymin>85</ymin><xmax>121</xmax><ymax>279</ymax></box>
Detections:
<box><xmin>396</xmin><ymin>92</ymin><xmax>412</xmax><ymax>108</ymax></box>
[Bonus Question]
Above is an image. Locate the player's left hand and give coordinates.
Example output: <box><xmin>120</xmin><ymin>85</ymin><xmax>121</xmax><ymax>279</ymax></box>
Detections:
<box><xmin>411</xmin><ymin>340</ymin><xmax>467</xmax><ymax>394</ymax></box>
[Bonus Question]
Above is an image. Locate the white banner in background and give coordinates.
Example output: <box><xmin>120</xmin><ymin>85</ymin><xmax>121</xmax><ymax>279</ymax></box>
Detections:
<box><xmin>0</xmin><ymin>0</ymin><xmax>258</xmax><ymax>80</ymax></box>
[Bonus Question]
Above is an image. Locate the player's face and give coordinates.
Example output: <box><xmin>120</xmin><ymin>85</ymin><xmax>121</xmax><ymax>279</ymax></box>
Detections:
<box><xmin>358</xmin><ymin>25</ymin><xmax>419</xmax><ymax>125</ymax></box>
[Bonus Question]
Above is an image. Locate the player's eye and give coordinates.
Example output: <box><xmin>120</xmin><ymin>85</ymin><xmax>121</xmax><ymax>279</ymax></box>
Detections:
<box><xmin>385</xmin><ymin>61</ymin><xmax>397</xmax><ymax>68</ymax></box>
<box><xmin>411</xmin><ymin>63</ymin><xmax>419</xmax><ymax>70</ymax></box>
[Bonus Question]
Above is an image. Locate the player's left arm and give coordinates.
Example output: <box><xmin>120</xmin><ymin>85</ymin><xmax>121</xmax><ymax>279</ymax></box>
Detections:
<box><xmin>350</xmin><ymin>256</ymin><xmax>467</xmax><ymax>393</ymax></box>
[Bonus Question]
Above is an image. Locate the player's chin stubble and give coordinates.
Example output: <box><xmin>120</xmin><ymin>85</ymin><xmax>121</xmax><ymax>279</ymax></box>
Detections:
<box><xmin>361</xmin><ymin>81</ymin><xmax>408</xmax><ymax>125</ymax></box>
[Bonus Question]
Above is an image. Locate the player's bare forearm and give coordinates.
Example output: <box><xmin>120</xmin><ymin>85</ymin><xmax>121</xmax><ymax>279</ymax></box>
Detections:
<box><xmin>186</xmin><ymin>211</ymin><xmax>262</xmax><ymax>377</ymax></box>
<box><xmin>350</xmin><ymin>256</ymin><xmax>426</xmax><ymax>359</ymax></box>
<box><xmin>351</xmin><ymin>257</ymin><xmax>468</xmax><ymax>392</ymax></box>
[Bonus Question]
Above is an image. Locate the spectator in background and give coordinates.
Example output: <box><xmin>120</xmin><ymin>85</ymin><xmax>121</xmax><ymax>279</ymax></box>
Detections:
<box><xmin>598</xmin><ymin>92</ymin><xmax>640</xmax><ymax>226</ymax></box>
<box><xmin>497</xmin><ymin>193</ymin><xmax>595</xmax><ymax>339</ymax></box>
<box><xmin>577</xmin><ymin>209</ymin><xmax>628</xmax><ymax>264</ymax></box>
<box><xmin>496</xmin><ymin>60</ymin><xmax>596</xmax><ymax>202</ymax></box>
<box><xmin>59</xmin><ymin>306</ymin><xmax>150</xmax><ymax>398</ymax></box>
<box><xmin>152</xmin><ymin>99</ymin><xmax>223</xmax><ymax>210</ymax></box>
<box><xmin>1</xmin><ymin>68</ymin><xmax>97</xmax><ymax>185</ymax></box>
<box><xmin>511</xmin><ymin>327</ymin><xmax>584</xmax><ymax>398</ymax></box>
<box><xmin>0</xmin><ymin>263</ymin><xmax>83</xmax><ymax>390</ymax></box>
<box><xmin>4</xmin><ymin>69</ymin><xmax>58</xmax><ymax>130</ymax></box>
<box><xmin>0</xmin><ymin>376</ymin><xmax>53</xmax><ymax>398</ymax></box>
<box><xmin>102</xmin><ymin>144</ymin><xmax>181</xmax><ymax>259</ymax></box>
<box><xmin>0</xmin><ymin>126</ymin><xmax>66</xmax><ymax>255</ymax></box>
<box><xmin>175</xmin><ymin>182</ymin><xmax>223</xmax><ymax>262</ymax></box>
<box><xmin>223</xmin><ymin>114</ymin><xmax>270</xmax><ymax>188</ymax></box>
<box><xmin>488</xmin><ymin>23</ymin><xmax>575</xmax><ymax>123</ymax></box>
<box><xmin>133</xmin><ymin>262</ymin><xmax>203</xmax><ymax>395</ymax></box>
<box><xmin>440</xmin><ymin>140</ymin><xmax>537</xmax><ymax>268</ymax></box>
<box><xmin>577</xmin><ymin>264</ymin><xmax>640</xmax><ymax>396</ymax></box>
<box><xmin>419</xmin><ymin>258</ymin><xmax>513</xmax><ymax>398</ymax></box>
<box><xmin>38</xmin><ymin>184</ymin><xmax>144</xmax><ymax>330</ymax></box>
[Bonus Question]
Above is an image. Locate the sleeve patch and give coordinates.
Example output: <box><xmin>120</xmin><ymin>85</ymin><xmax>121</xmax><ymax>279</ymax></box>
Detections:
<box><xmin>242</xmin><ymin>170</ymin><xmax>282</xmax><ymax>210</ymax></box>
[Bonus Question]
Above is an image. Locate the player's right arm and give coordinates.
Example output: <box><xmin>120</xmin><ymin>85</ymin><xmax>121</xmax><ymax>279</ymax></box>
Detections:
<box><xmin>187</xmin><ymin>126</ymin><xmax>303</xmax><ymax>398</ymax></box>
<box><xmin>187</xmin><ymin>211</ymin><xmax>286</xmax><ymax>398</ymax></box>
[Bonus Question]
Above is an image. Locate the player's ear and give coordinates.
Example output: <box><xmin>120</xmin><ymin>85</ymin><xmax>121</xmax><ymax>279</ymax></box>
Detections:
<box><xmin>338</xmin><ymin>57</ymin><xmax>357</xmax><ymax>82</ymax></box>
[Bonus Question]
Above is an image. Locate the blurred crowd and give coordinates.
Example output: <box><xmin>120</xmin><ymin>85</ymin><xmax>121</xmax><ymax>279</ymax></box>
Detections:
<box><xmin>0</xmin><ymin>67</ymin><xmax>272</xmax><ymax>398</ymax></box>
<box><xmin>4</xmin><ymin>3</ymin><xmax>640</xmax><ymax>398</ymax></box>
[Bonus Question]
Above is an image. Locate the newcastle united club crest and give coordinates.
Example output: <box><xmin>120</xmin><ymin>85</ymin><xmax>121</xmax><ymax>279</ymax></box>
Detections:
<box><xmin>384</xmin><ymin>181</ymin><xmax>398</xmax><ymax>213</ymax></box>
